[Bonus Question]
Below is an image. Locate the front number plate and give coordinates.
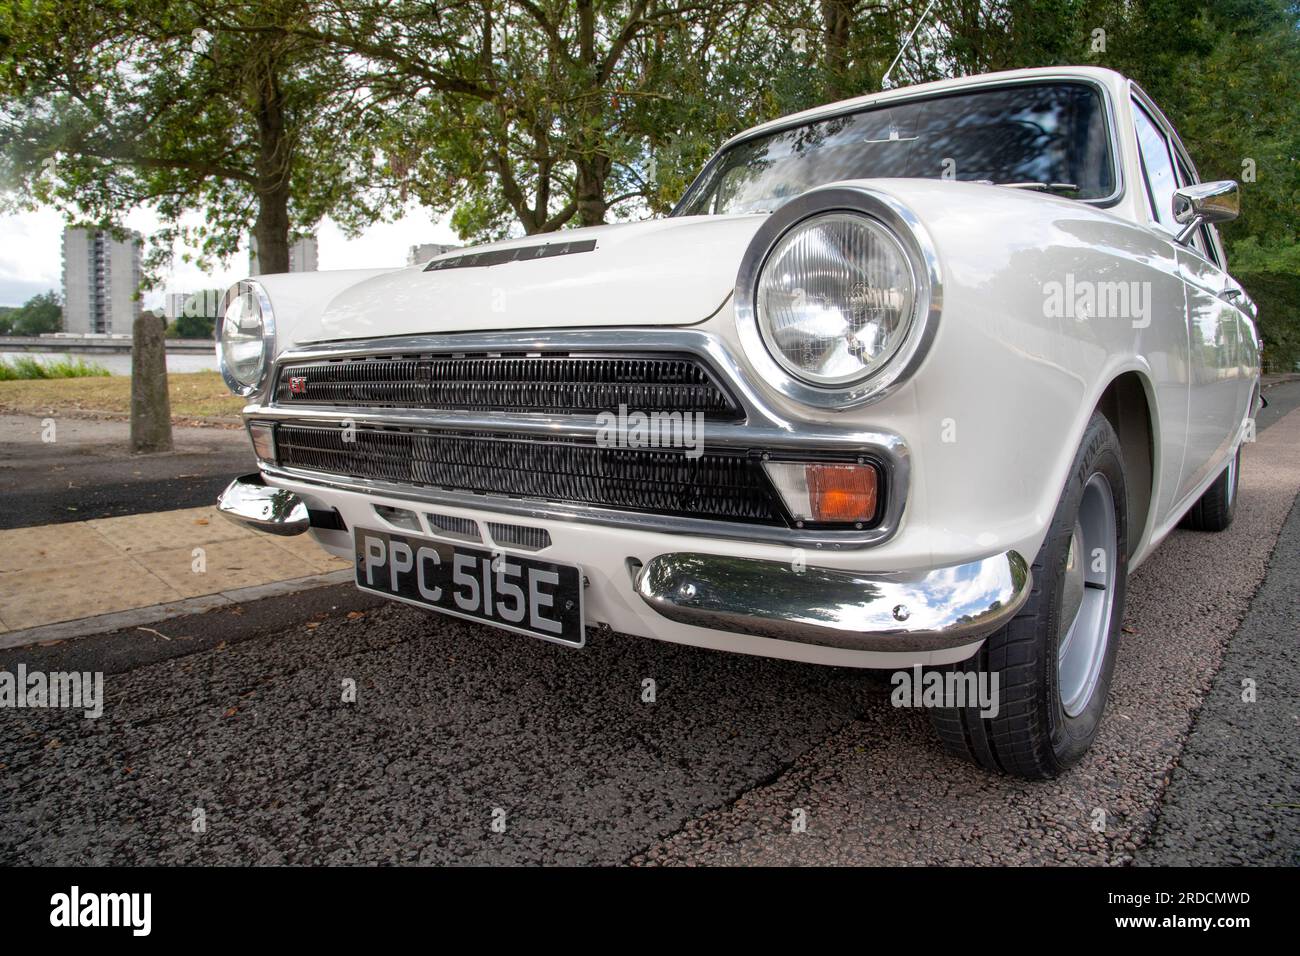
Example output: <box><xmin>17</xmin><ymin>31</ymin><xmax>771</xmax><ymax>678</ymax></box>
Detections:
<box><xmin>354</xmin><ymin>528</ymin><xmax>585</xmax><ymax>647</ymax></box>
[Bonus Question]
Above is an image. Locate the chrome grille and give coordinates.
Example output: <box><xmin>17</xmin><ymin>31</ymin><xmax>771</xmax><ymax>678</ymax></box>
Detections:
<box><xmin>425</xmin><ymin>511</ymin><xmax>481</xmax><ymax>542</ymax></box>
<box><xmin>274</xmin><ymin>424</ymin><xmax>783</xmax><ymax>524</ymax></box>
<box><xmin>487</xmin><ymin>522</ymin><xmax>552</xmax><ymax>552</ymax></box>
<box><xmin>274</xmin><ymin>353</ymin><xmax>739</xmax><ymax>418</ymax></box>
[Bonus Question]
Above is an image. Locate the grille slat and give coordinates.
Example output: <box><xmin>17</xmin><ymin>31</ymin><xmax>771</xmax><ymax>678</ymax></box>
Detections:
<box><xmin>276</xmin><ymin>353</ymin><xmax>739</xmax><ymax>418</ymax></box>
<box><xmin>276</xmin><ymin>424</ymin><xmax>782</xmax><ymax>524</ymax></box>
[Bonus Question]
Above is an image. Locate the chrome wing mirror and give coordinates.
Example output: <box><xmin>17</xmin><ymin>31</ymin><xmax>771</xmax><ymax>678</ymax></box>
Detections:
<box><xmin>1172</xmin><ymin>180</ymin><xmax>1239</xmax><ymax>244</ymax></box>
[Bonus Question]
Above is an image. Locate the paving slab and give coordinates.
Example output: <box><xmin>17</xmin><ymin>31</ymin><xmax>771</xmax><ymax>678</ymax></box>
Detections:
<box><xmin>0</xmin><ymin>505</ymin><xmax>348</xmax><ymax>637</ymax></box>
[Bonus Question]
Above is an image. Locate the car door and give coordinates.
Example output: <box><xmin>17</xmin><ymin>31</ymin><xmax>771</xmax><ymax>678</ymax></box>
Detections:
<box><xmin>1131</xmin><ymin>98</ymin><xmax>1240</xmax><ymax>505</ymax></box>
<box><xmin>1170</xmin><ymin>150</ymin><xmax>1252</xmax><ymax>495</ymax></box>
<box><xmin>1128</xmin><ymin>98</ymin><xmax>1192</xmax><ymax>521</ymax></box>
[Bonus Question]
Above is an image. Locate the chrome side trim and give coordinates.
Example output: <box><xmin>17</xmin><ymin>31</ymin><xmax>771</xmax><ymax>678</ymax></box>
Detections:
<box><xmin>635</xmin><ymin>550</ymin><xmax>1031</xmax><ymax>653</ymax></box>
<box><xmin>217</xmin><ymin>473</ymin><xmax>310</xmax><ymax>536</ymax></box>
<box><xmin>246</xmin><ymin>328</ymin><xmax>912</xmax><ymax>549</ymax></box>
<box><xmin>732</xmin><ymin>185</ymin><xmax>943</xmax><ymax>410</ymax></box>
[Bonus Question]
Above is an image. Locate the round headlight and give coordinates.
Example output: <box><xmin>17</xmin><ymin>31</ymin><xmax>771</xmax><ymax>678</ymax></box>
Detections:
<box><xmin>756</xmin><ymin>212</ymin><xmax>916</xmax><ymax>387</ymax></box>
<box><xmin>217</xmin><ymin>280</ymin><xmax>274</xmax><ymax>396</ymax></box>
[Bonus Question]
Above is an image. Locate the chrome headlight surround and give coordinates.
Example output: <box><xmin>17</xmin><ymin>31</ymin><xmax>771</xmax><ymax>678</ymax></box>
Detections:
<box><xmin>216</xmin><ymin>279</ymin><xmax>276</xmax><ymax>397</ymax></box>
<box><xmin>734</xmin><ymin>185</ymin><xmax>942</xmax><ymax>410</ymax></box>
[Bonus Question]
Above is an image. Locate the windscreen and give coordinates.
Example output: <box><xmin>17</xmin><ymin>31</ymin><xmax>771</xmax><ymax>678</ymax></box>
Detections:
<box><xmin>677</xmin><ymin>82</ymin><xmax>1116</xmax><ymax>216</ymax></box>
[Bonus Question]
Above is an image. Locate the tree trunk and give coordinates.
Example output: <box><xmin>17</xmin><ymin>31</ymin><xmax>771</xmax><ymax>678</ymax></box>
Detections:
<box><xmin>251</xmin><ymin>52</ymin><xmax>292</xmax><ymax>274</ymax></box>
<box><xmin>252</xmin><ymin>186</ymin><xmax>290</xmax><ymax>274</ymax></box>
<box><xmin>822</xmin><ymin>0</ymin><xmax>855</xmax><ymax>99</ymax></box>
<box><xmin>575</xmin><ymin>156</ymin><xmax>610</xmax><ymax>227</ymax></box>
<box><xmin>572</xmin><ymin>0</ymin><xmax>609</xmax><ymax>228</ymax></box>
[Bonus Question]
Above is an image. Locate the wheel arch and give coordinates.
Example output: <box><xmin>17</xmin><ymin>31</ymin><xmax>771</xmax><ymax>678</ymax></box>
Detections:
<box><xmin>1093</xmin><ymin>369</ymin><xmax>1158</xmax><ymax>564</ymax></box>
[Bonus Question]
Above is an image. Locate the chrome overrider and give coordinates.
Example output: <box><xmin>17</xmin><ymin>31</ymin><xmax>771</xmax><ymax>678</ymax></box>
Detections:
<box><xmin>635</xmin><ymin>550</ymin><xmax>1031</xmax><ymax>653</ymax></box>
<box><xmin>217</xmin><ymin>473</ymin><xmax>310</xmax><ymax>536</ymax></box>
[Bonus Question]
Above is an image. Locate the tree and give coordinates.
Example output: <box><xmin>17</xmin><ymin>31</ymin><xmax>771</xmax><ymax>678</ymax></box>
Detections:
<box><xmin>0</xmin><ymin>0</ymin><xmax>404</xmax><ymax>278</ymax></box>
<box><xmin>4</xmin><ymin>291</ymin><xmax>63</xmax><ymax>335</ymax></box>
<box><xmin>291</xmin><ymin>0</ymin><xmax>758</xmax><ymax>241</ymax></box>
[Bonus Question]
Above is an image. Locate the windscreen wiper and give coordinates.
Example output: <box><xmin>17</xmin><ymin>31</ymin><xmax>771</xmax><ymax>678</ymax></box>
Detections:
<box><xmin>999</xmin><ymin>182</ymin><xmax>1080</xmax><ymax>194</ymax></box>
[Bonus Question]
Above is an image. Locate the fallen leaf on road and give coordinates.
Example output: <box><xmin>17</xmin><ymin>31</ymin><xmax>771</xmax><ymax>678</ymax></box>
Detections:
<box><xmin>195</xmin><ymin>518</ymin><xmax>209</xmax><ymax>526</ymax></box>
<box><xmin>223</xmin><ymin>706</ymin><xmax>238</xmax><ymax>718</ymax></box>
<box><xmin>346</xmin><ymin>611</ymin><xmax>364</xmax><ymax>620</ymax></box>
<box><xmin>305</xmin><ymin>621</ymin><xmax>322</xmax><ymax>630</ymax></box>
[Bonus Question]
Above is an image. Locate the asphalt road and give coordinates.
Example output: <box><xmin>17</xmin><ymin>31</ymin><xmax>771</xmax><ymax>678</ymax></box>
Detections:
<box><xmin>1</xmin><ymin>385</ymin><xmax>1297</xmax><ymax>866</ymax></box>
<box><xmin>0</xmin><ymin>414</ymin><xmax>253</xmax><ymax>529</ymax></box>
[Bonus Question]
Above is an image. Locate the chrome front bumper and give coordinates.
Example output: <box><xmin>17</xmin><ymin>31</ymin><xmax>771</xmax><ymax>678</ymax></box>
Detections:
<box><xmin>635</xmin><ymin>551</ymin><xmax>1031</xmax><ymax>653</ymax></box>
<box><xmin>219</xmin><ymin>473</ymin><xmax>1028</xmax><ymax>656</ymax></box>
<box><xmin>217</xmin><ymin>473</ymin><xmax>310</xmax><ymax>536</ymax></box>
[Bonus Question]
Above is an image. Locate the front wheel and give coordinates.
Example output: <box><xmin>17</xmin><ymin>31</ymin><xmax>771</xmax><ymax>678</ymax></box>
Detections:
<box><xmin>929</xmin><ymin>411</ymin><xmax>1128</xmax><ymax>779</ymax></box>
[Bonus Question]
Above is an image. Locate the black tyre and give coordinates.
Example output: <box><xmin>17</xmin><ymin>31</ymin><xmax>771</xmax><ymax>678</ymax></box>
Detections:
<box><xmin>1179</xmin><ymin>445</ymin><xmax>1240</xmax><ymax>532</ymax></box>
<box><xmin>929</xmin><ymin>411</ymin><xmax>1128</xmax><ymax>779</ymax></box>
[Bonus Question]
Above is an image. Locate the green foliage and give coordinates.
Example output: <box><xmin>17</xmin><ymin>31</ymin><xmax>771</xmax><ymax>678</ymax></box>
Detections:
<box><xmin>1235</xmin><ymin>270</ymin><xmax>1300</xmax><ymax>373</ymax></box>
<box><xmin>0</xmin><ymin>0</ymin><xmax>407</xmax><ymax>281</ymax></box>
<box><xmin>1</xmin><ymin>0</ymin><xmax>1295</xmax><ymax>264</ymax></box>
<box><xmin>170</xmin><ymin>312</ymin><xmax>216</xmax><ymax>339</ymax></box>
<box><xmin>1231</xmin><ymin>236</ymin><xmax>1300</xmax><ymax>274</ymax></box>
<box><xmin>0</xmin><ymin>354</ymin><xmax>110</xmax><ymax>380</ymax></box>
<box><xmin>0</xmin><ymin>291</ymin><xmax>62</xmax><ymax>335</ymax></box>
<box><xmin>1230</xmin><ymin>224</ymin><xmax>1300</xmax><ymax>376</ymax></box>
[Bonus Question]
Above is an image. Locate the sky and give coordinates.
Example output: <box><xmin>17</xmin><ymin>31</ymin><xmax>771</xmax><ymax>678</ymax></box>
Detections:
<box><xmin>0</xmin><ymin>203</ymin><xmax>461</xmax><ymax>309</ymax></box>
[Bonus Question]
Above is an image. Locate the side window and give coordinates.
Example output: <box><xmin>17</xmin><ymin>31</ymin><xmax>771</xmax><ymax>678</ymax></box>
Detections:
<box><xmin>1132</xmin><ymin>100</ymin><xmax>1179</xmax><ymax>234</ymax></box>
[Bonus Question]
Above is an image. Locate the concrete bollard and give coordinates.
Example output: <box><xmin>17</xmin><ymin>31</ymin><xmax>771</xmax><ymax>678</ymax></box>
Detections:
<box><xmin>131</xmin><ymin>312</ymin><xmax>173</xmax><ymax>453</ymax></box>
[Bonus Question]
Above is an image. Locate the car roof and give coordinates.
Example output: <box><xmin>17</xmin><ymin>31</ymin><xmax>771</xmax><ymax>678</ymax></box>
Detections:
<box><xmin>721</xmin><ymin>66</ymin><xmax>1130</xmax><ymax>150</ymax></box>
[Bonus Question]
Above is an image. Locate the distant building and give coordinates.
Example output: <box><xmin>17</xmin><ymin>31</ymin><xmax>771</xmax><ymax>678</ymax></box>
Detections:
<box><xmin>61</xmin><ymin>227</ymin><xmax>143</xmax><ymax>334</ymax></box>
<box><xmin>407</xmin><ymin>242</ymin><xmax>458</xmax><ymax>266</ymax></box>
<box><xmin>249</xmin><ymin>235</ymin><xmax>318</xmax><ymax>275</ymax></box>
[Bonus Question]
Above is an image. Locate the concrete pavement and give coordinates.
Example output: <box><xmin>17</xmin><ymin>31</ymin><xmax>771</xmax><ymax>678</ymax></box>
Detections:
<box><xmin>0</xmin><ymin>505</ymin><xmax>350</xmax><ymax>644</ymax></box>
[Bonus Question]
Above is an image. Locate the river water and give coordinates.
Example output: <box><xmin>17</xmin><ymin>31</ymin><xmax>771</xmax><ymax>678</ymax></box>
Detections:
<box><xmin>1</xmin><ymin>350</ymin><xmax>219</xmax><ymax>376</ymax></box>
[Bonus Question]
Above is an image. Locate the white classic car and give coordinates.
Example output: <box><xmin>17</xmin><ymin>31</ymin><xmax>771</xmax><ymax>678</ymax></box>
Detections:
<box><xmin>216</xmin><ymin>66</ymin><xmax>1258</xmax><ymax>778</ymax></box>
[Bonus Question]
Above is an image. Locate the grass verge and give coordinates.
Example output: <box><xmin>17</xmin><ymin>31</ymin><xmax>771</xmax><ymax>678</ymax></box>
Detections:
<box><xmin>0</xmin><ymin>370</ymin><xmax>244</xmax><ymax>422</ymax></box>
<box><xmin>0</xmin><ymin>354</ymin><xmax>112</xmax><ymax>380</ymax></box>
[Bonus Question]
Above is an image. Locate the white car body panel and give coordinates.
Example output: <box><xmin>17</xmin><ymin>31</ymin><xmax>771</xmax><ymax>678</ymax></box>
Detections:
<box><xmin>227</xmin><ymin>65</ymin><xmax>1260</xmax><ymax>667</ymax></box>
<box><xmin>263</xmin><ymin>216</ymin><xmax>764</xmax><ymax>350</ymax></box>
